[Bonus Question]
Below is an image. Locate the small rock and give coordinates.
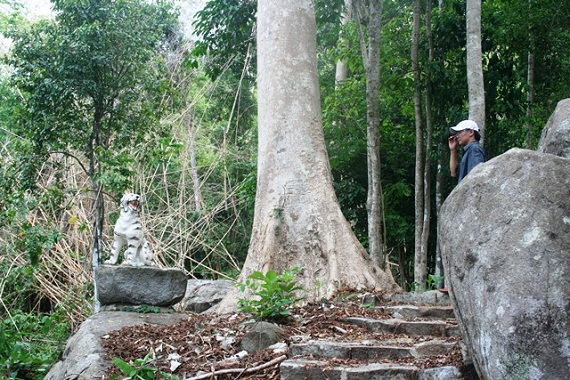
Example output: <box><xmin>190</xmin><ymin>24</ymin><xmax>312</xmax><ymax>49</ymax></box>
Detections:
<box><xmin>268</xmin><ymin>342</ymin><xmax>288</xmax><ymax>354</ymax></box>
<box><xmin>240</xmin><ymin>321</ymin><xmax>283</xmax><ymax>353</ymax></box>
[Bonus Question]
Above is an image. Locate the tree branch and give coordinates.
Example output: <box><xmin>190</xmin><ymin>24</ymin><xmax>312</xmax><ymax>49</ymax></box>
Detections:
<box><xmin>48</xmin><ymin>150</ymin><xmax>89</xmax><ymax>177</ymax></box>
<box><xmin>186</xmin><ymin>355</ymin><xmax>287</xmax><ymax>380</ymax></box>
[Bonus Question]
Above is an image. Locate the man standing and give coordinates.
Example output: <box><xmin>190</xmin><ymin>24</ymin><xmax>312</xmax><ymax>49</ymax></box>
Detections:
<box><xmin>448</xmin><ymin>119</ymin><xmax>486</xmax><ymax>182</ymax></box>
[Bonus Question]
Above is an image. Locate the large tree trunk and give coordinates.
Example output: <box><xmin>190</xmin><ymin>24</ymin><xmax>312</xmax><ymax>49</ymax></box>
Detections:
<box><xmin>216</xmin><ymin>0</ymin><xmax>398</xmax><ymax>312</ymax></box>
<box><xmin>466</xmin><ymin>0</ymin><xmax>485</xmax><ymax>144</ymax></box>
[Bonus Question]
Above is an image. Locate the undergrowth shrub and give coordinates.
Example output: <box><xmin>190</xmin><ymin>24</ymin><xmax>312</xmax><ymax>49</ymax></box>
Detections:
<box><xmin>237</xmin><ymin>267</ymin><xmax>305</xmax><ymax>323</ymax></box>
<box><xmin>110</xmin><ymin>353</ymin><xmax>179</xmax><ymax>380</ymax></box>
<box><xmin>0</xmin><ymin>310</ymin><xmax>69</xmax><ymax>380</ymax></box>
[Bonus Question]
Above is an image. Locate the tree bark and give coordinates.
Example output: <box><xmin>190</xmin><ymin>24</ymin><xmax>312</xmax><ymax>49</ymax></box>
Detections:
<box><xmin>525</xmin><ymin>52</ymin><xmax>535</xmax><ymax>149</ymax></box>
<box><xmin>335</xmin><ymin>0</ymin><xmax>352</xmax><ymax>88</ymax></box>
<box><xmin>354</xmin><ymin>0</ymin><xmax>385</xmax><ymax>268</ymax></box>
<box><xmin>216</xmin><ymin>0</ymin><xmax>399</xmax><ymax>312</ymax></box>
<box><xmin>412</xmin><ymin>0</ymin><xmax>426</xmax><ymax>292</ymax></box>
<box><xmin>435</xmin><ymin>144</ymin><xmax>446</xmax><ymax>287</ymax></box>
<box><xmin>525</xmin><ymin>0</ymin><xmax>535</xmax><ymax>149</ymax></box>
<box><xmin>422</xmin><ymin>0</ymin><xmax>436</xmax><ymax>288</ymax></box>
<box><xmin>466</xmin><ymin>0</ymin><xmax>485</xmax><ymax>145</ymax></box>
<box><xmin>90</xmin><ymin>111</ymin><xmax>104</xmax><ymax>313</ymax></box>
<box><xmin>185</xmin><ymin>110</ymin><xmax>205</xmax><ymax>211</ymax></box>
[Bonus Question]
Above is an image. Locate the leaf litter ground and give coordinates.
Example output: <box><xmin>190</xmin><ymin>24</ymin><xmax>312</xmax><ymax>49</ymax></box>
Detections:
<box><xmin>102</xmin><ymin>295</ymin><xmax>466</xmax><ymax>379</ymax></box>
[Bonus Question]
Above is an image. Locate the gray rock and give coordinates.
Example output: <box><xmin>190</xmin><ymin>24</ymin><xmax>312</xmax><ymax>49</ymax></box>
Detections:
<box><xmin>178</xmin><ymin>279</ymin><xmax>233</xmax><ymax>313</ymax></box>
<box><xmin>538</xmin><ymin>98</ymin><xmax>570</xmax><ymax>158</ymax></box>
<box><xmin>383</xmin><ymin>305</ymin><xmax>455</xmax><ymax>320</ymax></box>
<box><xmin>280</xmin><ymin>359</ymin><xmax>422</xmax><ymax>380</ymax></box>
<box><xmin>440</xmin><ymin>148</ymin><xmax>570</xmax><ymax>379</ymax></box>
<box><xmin>382</xmin><ymin>290</ymin><xmax>451</xmax><ymax>305</ymax></box>
<box><xmin>411</xmin><ymin>340</ymin><xmax>456</xmax><ymax>357</ymax></box>
<box><xmin>344</xmin><ymin>317</ymin><xmax>459</xmax><ymax>337</ymax></box>
<box><xmin>44</xmin><ymin>311</ymin><xmax>188</xmax><ymax>380</ymax></box>
<box><xmin>290</xmin><ymin>340</ymin><xmax>413</xmax><ymax>360</ymax></box>
<box><xmin>420</xmin><ymin>366</ymin><xmax>462</xmax><ymax>380</ymax></box>
<box><xmin>95</xmin><ymin>265</ymin><xmax>187</xmax><ymax>306</ymax></box>
<box><xmin>240</xmin><ymin>321</ymin><xmax>283</xmax><ymax>353</ymax></box>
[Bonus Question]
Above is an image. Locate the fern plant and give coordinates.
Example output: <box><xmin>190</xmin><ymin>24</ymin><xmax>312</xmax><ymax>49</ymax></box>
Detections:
<box><xmin>237</xmin><ymin>267</ymin><xmax>305</xmax><ymax>323</ymax></box>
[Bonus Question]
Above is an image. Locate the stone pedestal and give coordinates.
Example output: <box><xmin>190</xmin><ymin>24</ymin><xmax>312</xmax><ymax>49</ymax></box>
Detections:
<box><xmin>95</xmin><ymin>265</ymin><xmax>187</xmax><ymax>307</ymax></box>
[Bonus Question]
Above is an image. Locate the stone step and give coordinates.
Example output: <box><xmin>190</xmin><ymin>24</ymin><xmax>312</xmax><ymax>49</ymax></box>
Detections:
<box><xmin>280</xmin><ymin>358</ymin><xmax>463</xmax><ymax>380</ymax></box>
<box><xmin>290</xmin><ymin>339</ymin><xmax>457</xmax><ymax>361</ymax></box>
<box><xmin>375</xmin><ymin>290</ymin><xmax>452</xmax><ymax>306</ymax></box>
<box><xmin>343</xmin><ymin>317</ymin><xmax>461</xmax><ymax>337</ymax></box>
<box><xmin>381</xmin><ymin>304</ymin><xmax>456</xmax><ymax>320</ymax></box>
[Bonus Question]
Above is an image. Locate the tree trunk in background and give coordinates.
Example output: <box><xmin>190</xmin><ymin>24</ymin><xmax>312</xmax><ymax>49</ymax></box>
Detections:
<box><xmin>185</xmin><ymin>110</ymin><xmax>205</xmax><ymax>211</ymax></box>
<box><xmin>354</xmin><ymin>0</ymin><xmax>386</xmax><ymax>268</ymax></box>
<box><xmin>335</xmin><ymin>0</ymin><xmax>352</xmax><ymax>88</ymax></box>
<box><xmin>216</xmin><ymin>0</ymin><xmax>399</xmax><ymax>312</ymax></box>
<box><xmin>525</xmin><ymin>51</ymin><xmax>535</xmax><ymax>149</ymax></box>
<box><xmin>89</xmin><ymin>116</ymin><xmax>105</xmax><ymax>313</ymax></box>
<box><xmin>422</xmin><ymin>0</ymin><xmax>437</xmax><ymax>288</ymax></box>
<box><xmin>91</xmin><ymin>183</ymin><xmax>103</xmax><ymax>313</ymax></box>
<box><xmin>412</xmin><ymin>0</ymin><xmax>426</xmax><ymax>292</ymax></box>
<box><xmin>525</xmin><ymin>0</ymin><xmax>535</xmax><ymax>149</ymax></box>
<box><xmin>435</xmin><ymin>144</ymin><xmax>446</xmax><ymax>287</ymax></box>
<box><xmin>433</xmin><ymin>0</ymin><xmax>446</xmax><ymax>287</ymax></box>
<box><xmin>466</xmin><ymin>0</ymin><xmax>485</xmax><ymax>145</ymax></box>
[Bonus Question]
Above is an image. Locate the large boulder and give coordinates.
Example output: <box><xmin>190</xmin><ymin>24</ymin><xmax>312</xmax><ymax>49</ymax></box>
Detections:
<box><xmin>440</xmin><ymin>148</ymin><xmax>570</xmax><ymax>380</ymax></box>
<box><xmin>95</xmin><ymin>265</ymin><xmax>187</xmax><ymax>306</ymax></box>
<box><xmin>45</xmin><ymin>311</ymin><xmax>188</xmax><ymax>380</ymax></box>
<box><xmin>537</xmin><ymin>98</ymin><xmax>570</xmax><ymax>158</ymax></box>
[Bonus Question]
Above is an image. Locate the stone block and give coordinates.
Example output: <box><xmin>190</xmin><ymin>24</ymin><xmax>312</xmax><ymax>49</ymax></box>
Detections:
<box><xmin>95</xmin><ymin>265</ymin><xmax>187</xmax><ymax>307</ymax></box>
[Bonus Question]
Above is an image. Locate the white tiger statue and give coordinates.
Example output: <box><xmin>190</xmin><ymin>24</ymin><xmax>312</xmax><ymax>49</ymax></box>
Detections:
<box><xmin>104</xmin><ymin>192</ymin><xmax>154</xmax><ymax>267</ymax></box>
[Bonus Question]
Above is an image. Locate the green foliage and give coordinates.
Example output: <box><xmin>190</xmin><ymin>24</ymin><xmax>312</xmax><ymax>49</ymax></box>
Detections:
<box><xmin>238</xmin><ymin>267</ymin><xmax>306</xmax><ymax>323</ymax></box>
<box><xmin>427</xmin><ymin>274</ymin><xmax>445</xmax><ymax>290</ymax></box>
<box><xmin>4</xmin><ymin>0</ymin><xmax>179</xmax><ymax>196</ymax></box>
<box><xmin>15</xmin><ymin>223</ymin><xmax>60</xmax><ymax>267</ymax></box>
<box><xmin>0</xmin><ymin>311</ymin><xmax>69</xmax><ymax>380</ymax></box>
<box><xmin>0</xmin><ymin>4</ymin><xmax>569</xmax><ymax>373</ymax></box>
<box><xmin>314</xmin><ymin>0</ymin><xmax>345</xmax><ymax>51</ymax></box>
<box><xmin>410</xmin><ymin>274</ymin><xmax>444</xmax><ymax>292</ymax></box>
<box><xmin>192</xmin><ymin>0</ymin><xmax>256</xmax><ymax>80</ymax></box>
<box><xmin>119</xmin><ymin>305</ymin><xmax>171</xmax><ymax>314</ymax></box>
<box><xmin>111</xmin><ymin>353</ymin><xmax>179</xmax><ymax>380</ymax></box>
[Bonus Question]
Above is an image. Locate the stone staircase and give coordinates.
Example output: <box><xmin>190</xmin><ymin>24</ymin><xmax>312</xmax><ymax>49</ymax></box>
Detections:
<box><xmin>280</xmin><ymin>298</ymin><xmax>478</xmax><ymax>380</ymax></box>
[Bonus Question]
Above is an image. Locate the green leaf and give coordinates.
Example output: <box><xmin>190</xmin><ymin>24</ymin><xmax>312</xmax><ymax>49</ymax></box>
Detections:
<box><xmin>238</xmin><ymin>267</ymin><xmax>305</xmax><ymax>322</ymax></box>
<box><xmin>112</xmin><ymin>357</ymin><xmax>135</xmax><ymax>375</ymax></box>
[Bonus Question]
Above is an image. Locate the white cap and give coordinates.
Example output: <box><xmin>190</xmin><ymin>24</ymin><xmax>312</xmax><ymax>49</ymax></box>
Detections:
<box><xmin>450</xmin><ymin>119</ymin><xmax>480</xmax><ymax>133</ymax></box>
